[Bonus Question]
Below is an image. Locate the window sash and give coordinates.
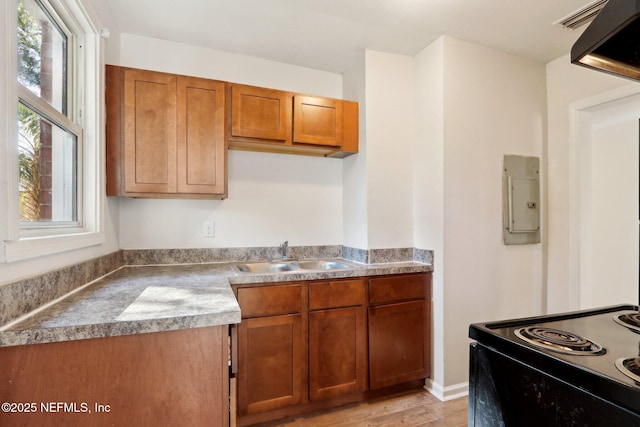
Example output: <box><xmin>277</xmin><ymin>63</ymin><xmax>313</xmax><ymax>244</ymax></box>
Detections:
<box><xmin>16</xmin><ymin>0</ymin><xmax>83</xmax><ymax>232</ymax></box>
<box><xmin>18</xmin><ymin>84</ymin><xmax>81</xmax><ymax>136</ymax></box>
<box><xmin>18</xmin><ymin>0</ymin><xmax>70</xmax><ymax>117</ymax></box>
<box><xmin>18</xmin><ymin>100</ymin><xmax>81</xmax><ymax>229</ymax></box>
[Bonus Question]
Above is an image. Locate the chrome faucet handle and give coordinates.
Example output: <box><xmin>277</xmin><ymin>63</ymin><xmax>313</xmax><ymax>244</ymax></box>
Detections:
<box><xmin>279</xmin><ymin>241</ymin><xmax>289</xmax><ymax>258</ymax></box>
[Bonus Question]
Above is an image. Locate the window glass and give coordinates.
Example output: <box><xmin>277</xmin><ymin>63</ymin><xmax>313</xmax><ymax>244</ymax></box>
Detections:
<box><xmin>18</xmin><ymin>102</ymin><xmax>77</xmax><ymax>223</ymax></box>
<box><xmin>17</xmin><ymin>0</ymin><xmax>67</xmax><ymax>115</ymax></box>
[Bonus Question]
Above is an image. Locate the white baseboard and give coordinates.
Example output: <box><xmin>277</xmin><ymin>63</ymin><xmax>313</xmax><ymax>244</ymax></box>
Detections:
<box><xmin>424</xmin><ymin>378</ymin><xmax>468</xmax><ymax>401</ymax></box>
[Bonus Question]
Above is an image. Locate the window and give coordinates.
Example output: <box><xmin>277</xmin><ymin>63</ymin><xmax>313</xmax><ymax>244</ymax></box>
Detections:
<box><xmin>18</xmin><ymin>0</ymin><xmax>80</xmax><ymax>227</ymax></box>
<box><xmin>2</xmin><ymin>0</ymin><xmax>104</xmax><ymax>262</ymax></box>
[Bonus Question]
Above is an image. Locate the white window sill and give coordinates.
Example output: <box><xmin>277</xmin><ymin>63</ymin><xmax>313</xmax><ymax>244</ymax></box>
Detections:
<box><xmin>3</xmin><ymin>231</ymin><xmax>105</xmax><ymax>263</ymax></box>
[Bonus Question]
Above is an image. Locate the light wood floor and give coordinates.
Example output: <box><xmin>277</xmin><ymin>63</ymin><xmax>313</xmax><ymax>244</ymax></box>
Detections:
<box><xmin>262</xmin><ymin>389</ymin><xmax>468</xmax><ymax>426</ymax></box>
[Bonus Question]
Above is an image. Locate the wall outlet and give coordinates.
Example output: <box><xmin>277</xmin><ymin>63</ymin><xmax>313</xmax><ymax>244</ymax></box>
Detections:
<box><xmin>203</xmin><ymin>221</ymin><xmax>215</xmax><ymax>238</ymax></box>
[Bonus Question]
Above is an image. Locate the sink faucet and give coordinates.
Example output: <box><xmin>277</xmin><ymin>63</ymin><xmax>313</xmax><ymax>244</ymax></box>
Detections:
<box><xmin>279</xmin><ymin>241</ymin><xmax>289</xmax><ymax>259</ymax></box>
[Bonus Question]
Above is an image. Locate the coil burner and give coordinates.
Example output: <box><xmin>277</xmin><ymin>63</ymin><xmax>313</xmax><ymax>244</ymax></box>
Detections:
<box><xmin>616</xmin><ymin>357</ymin><xmax>640</xmax><ymax>383</ymax></box>
<box><xmin>614</xmin><ymin>313</ymin><xmax>640</xmax><ymax>333</ymax></box>
<box><xmin>515</xmin><ymin>326</ymin><xmax>606</xmax><ymax>355</ymax></box>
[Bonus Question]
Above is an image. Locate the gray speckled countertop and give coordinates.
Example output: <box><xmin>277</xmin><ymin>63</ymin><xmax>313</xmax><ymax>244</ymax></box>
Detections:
<box><xmin>0</xmin><ymin>259</ymin><xmax>432</xmax><ymax>347</ymax></box>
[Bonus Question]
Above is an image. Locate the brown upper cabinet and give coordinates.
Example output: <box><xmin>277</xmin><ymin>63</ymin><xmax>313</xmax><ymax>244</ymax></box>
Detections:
<box><xmin>293</xmin><ymin>95</ymin><xmax>342</xmax><ymax>147</ymax></box>
<box><xmin>230</xmin><ymin>85</ymin><xmax>293</xmax><ymax>144</ymax></box>
<box><xmin>106</xmin><ymin>66</ymin><xmax>227</xmax><ymax>199</ymax></box>
<box><xmin>227</xmin><ymin>83</ymin><xmax>358</xmax><ymax>158</ymax></box>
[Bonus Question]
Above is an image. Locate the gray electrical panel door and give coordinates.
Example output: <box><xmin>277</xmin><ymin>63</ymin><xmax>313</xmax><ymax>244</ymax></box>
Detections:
<box><xmin>503</xmin><ymin>155</ymin><xmax>540</xmax><ymax>245</ymax></box>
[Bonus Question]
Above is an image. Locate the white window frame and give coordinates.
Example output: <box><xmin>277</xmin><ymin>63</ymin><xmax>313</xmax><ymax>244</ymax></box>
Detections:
<box><xmin>1</xmin><ymin>0</ymin><xmax>104</xmax><ymax>263</ymax></box>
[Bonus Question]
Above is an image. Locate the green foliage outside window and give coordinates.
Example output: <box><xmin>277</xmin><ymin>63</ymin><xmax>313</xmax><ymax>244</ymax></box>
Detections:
<box><xmin>17</xmin><ymin>1</ymin><xmax>43</xmax><ymax>221</ymax></box>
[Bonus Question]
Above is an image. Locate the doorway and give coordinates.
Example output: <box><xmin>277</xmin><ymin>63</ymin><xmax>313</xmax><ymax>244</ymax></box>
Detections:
<box><xmin>576</xmin><ymin>92</ymin><xmax>640</xmax><ymax>308</ymax></box>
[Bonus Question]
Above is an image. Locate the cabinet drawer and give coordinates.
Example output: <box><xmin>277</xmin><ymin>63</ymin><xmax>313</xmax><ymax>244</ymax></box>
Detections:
<box><xmin>237</xmin><ymin>284</ymin><xmax>302</xmax><ymax>318</ymax></box>
<box><xmin>309</xmin><ymin>279</ymin><xmax>365</xmax><ymax>310</ymax></box>
<box><xmin>368</xmin><ymin>274</ymin><xmax>430</xmax><ymax>305</ymax></box>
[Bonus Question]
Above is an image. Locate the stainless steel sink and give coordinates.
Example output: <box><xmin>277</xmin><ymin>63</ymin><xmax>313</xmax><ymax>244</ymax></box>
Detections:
<box><xmin>292</xmin><ymin>260</ymin><xmax>351</xmax><ymax>270</ymax></box>
<box><xmin>234</xmin><ymin>262</ymin><xmax>299</xmax><ymax>273</ymax></box>
<box><xmin>234</xmin><ymin>259</ymin><xmax>352</xmax><ymax>274</ymax></box>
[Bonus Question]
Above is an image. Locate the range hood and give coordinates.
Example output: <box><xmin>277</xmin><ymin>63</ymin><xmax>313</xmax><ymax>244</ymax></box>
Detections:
<box><xmin>571</xmin><ymin>0</ymin><xmax>640</xmax><ymax>81</ymax></box>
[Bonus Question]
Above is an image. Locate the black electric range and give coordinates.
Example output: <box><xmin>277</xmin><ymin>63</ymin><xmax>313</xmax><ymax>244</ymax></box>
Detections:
<box><xmin>469</xmin><ymin>304</ymin><xmax>640</xmax><ymax>427</ymax></box>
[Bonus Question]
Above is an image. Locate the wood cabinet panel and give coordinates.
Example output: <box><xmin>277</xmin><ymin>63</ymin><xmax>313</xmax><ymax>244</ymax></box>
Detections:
<box><xmin>230</xmin><ymin>84</ymin><xmax>292</xmax><ymax>143</ymax></box>
<box><xmin>293</xmin><ymin>95</ymin><xmax>343</xmax><ymax>147</ymax></box>
<box><xmin>369</xmin><ymin>300</ymin><xmax>430</xmax><ymax>390</ymax></box>
<box><xmin>237</xmin><ymin>314</ymin><xmax>304</xmax><ymax>415</ymax></box>
<box><xmin>309</xmin><ymin>279</ymin><xmax>365</xmax><ymax>310</ymax></box>
<box><xmin>235</xmin><ymin>272</ymin><xmax>431</xmax><ymax>424</ymax></box>
<box><xmin>309</xmin><ymin>306</ymin><xmax>367</xmax><ymax>400</ymax></box>
<box><xmin>0</xmin><ymin>327</ymin><xmax>229</xmax><ymax>427</ymax></box>
<box><xmin>369</xmin><ymin>274</ymin><xmax>430</xmax><ymax>305</ymax></box>
<box><xmin>123</xmin><ymin>68</ymin><xmax>177</xmax><ymax>194</ymax></box>
<box><xmin>106</xmin><ymin>65</ymin><xmax>227</xmax><ymax>199</ymax></box>
<box><xmin>340</xmin><ymin>100</ymin><xmax>359</xmax><ymax>155</ymax></box>
<box><xmin>177</xmin><ymin>76</ymin><xmax>226</xmax><ymax>195</ymax></box>
<box><xmin>228</xmin><ymin>84</ymin><xmax>358</xmax><ymax>157</ymax></box>
<box><xmin>237</xmin><ymin>283</ymin><xmax>302</xmax><ymax>318</ymax></box>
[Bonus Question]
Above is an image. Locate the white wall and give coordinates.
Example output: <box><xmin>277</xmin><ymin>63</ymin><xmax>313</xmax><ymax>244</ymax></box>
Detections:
<box><xmin>342</xmin><ymin>52</ymin><xmax>368</xmax><ymax>250</ymax></box>
<box><xmin>413</xmin><ymin>36</ymin><xmax>547</xmax><ymax>395</ymax></box>
<box><xmin>117</xmin><ymin>34</ymin><xmax>342</xmax><ymax>98</ymax></box>
<box><xmin>114</xmin><ymin>34</ymin><xmax>345</xmax><ymax>249</ymax></box>
<box><xmin>364</xmin><ymin>51</ymin><xmax>415</xmax><ymax>249</ymax></box>
<box><xmin>413</xmin><ymin>37</ymin><xmax>445</xmax><ymax>389</ymax></box>
<box><xmin>545</xmin><ymin>55</ymin><xmax>634</xmax><ymax>312</ymax></box>
<box><xmin>580</xmin><ymin>94</ymin><xmax>640</xmax><ymax>307</ymax></box>
<box><xmin>118</xmin><ymin>151</ymin><xmax>344</xmax><ymax>248</ymax></box>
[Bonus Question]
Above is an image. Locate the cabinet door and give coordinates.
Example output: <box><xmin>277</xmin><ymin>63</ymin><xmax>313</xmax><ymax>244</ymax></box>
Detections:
<box><xmin>177</xmin><ymin>76</ymin><xmax>226</xmax><ymax>195</ymax></box>
<box><xmin>293</xmin><ymin>95</ymin><xmax>343</xmax><ymax>147</ymax></box>
<box><xmin>237</xmin><ymin>314</ymin><xmax>304</xmax><ymax>415</ymax></box>
<box><xmin>230</xmin><ymin>84</ymin><xmax>292</xmax><ymax>143</ymax></box>
<box><xmin>309</xmin><ymin>306</ymin><xmax>367</xmax><ymax>400</ymax></box>
<box><xmin>123</xmin><ymin>69</ymin><xmax>177</xmax><ymax>194</ymax></box>
<box><xmin>368</xmin><ymin>300</ymin><xmax>430</xmax><ymax>389</ymax></box>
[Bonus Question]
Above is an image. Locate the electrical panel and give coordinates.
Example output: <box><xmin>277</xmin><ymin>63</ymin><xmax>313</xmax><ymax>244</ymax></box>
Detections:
<box><xmin>503</xmin><ymin>155</ymin><xmax>540</xmax><ymax>245</ymax></box>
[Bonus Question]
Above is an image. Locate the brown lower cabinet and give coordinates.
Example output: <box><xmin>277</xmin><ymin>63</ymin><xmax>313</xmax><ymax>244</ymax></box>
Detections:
<box><xmin>308</xmin><ymin>278</ymin><xmax>368</xmax><ymax>401</ymax></box>
<box><xmin>369</xmin><ymin>300</ymin><xmax>430</xmax><ymax>389</ymax></box>
<box><xmin>235</xmin><ymin>282</ymin><xmax>306</xmax><ymax>419</ymax></box>
<box><xmin>237</xmin><ymin>314</ymin><xmax>304</xmax><ymax>415</ymax></box>
<box><xmin>368</xmin><ymin>273</ymin><xmax>431</xmax><ymax>390</ymax></box>
<box><xmin>234</xmin><ymin>272</ymin><xmax>431</xmax><ymax>426</ymax></box>
<box><xmin>0</xmin><ymin>326</ymin><xmax>229</xmax><ymax>427</ymax></box>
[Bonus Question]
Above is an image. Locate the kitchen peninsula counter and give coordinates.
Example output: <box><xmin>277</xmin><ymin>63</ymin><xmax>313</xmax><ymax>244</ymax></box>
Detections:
<box><xmin>0</xmin><ymin>260</ymin><xmax>432</xmax><ymax>347</ymax></box>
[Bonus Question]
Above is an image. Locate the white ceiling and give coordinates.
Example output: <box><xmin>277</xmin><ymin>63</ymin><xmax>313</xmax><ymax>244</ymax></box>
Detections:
<box><xmin>104</xmin><ymin>0</ymin><xmax>597</xmax><ymax>74</ymax></box>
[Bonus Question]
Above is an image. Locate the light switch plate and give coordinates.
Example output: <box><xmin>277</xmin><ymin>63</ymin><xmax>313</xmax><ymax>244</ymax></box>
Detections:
<box><xmin>203</xmin><ymin>221</ymin><xmax>215</xmax><ymax>238</ymax></box>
